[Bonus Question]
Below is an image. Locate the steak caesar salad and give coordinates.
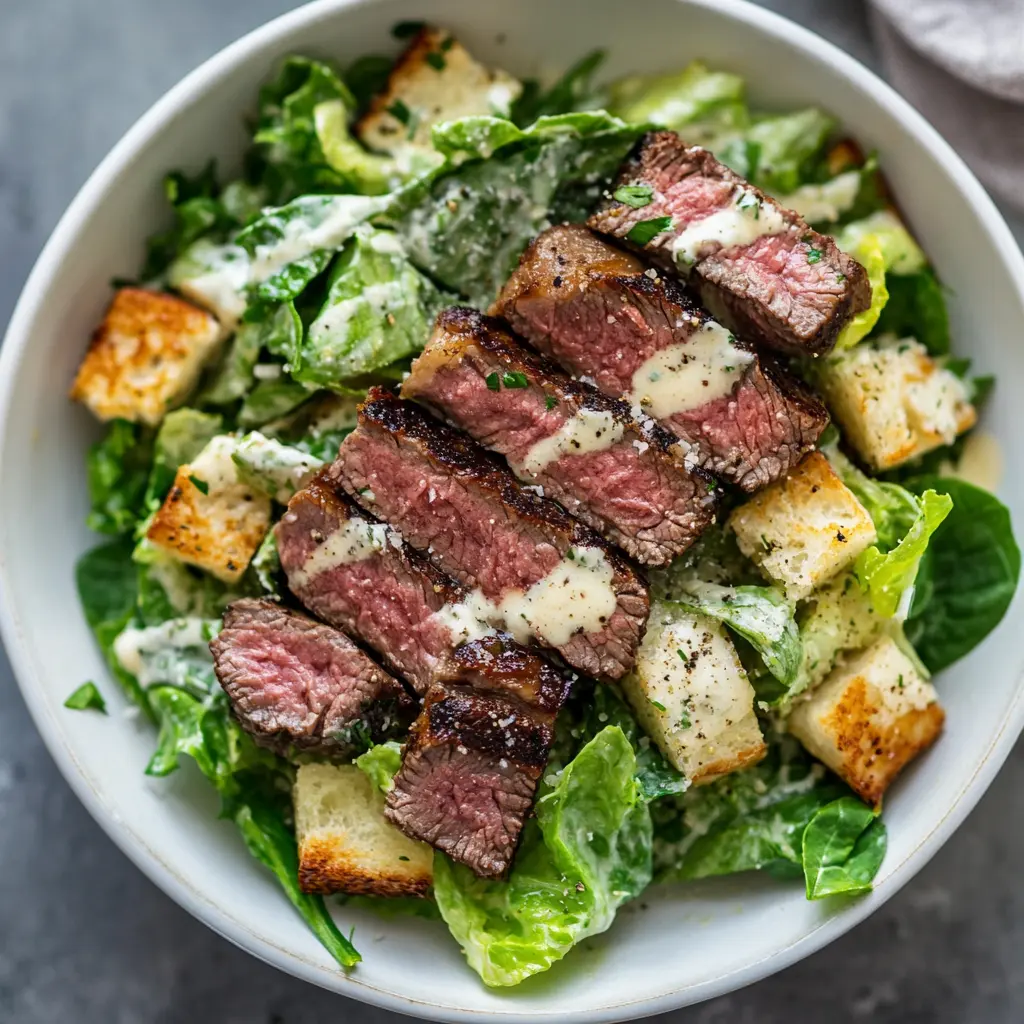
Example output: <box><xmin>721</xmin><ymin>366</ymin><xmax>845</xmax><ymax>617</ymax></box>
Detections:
<box><xmin>67</xmin><ymin>25</ymin><xmax>1020</xmax><ymax>987</ymax></box>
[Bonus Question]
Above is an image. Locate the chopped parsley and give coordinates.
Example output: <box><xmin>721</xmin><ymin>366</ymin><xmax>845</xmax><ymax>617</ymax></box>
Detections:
<box><xmin>648</xmin><ymin>698</ymin><xmax>667</xmax><ymax>712</ymax></box>
<box><xmin>485</xmin><ymin>372</ymin><xmax>500</xmax><ymax>391</ymax></box>
<box><xmin>64</xmin><ymin>681</ymin><xmax>107</xmax><ymax>714</ymax></box>
<box><xmin>676</xmin><ymin>648</ymin><xmax>688</xmax><ymax>663</ymax></box>
<box><xmin>566</xmin><ymin>548</ymin><xmax>576</xmax><ymax>560</ymax></box>
<box><xmin>188</xmin><ymin>474</ymin><xmax>209</xmax><ymax>495</ymax></box>
<box><xmin>678</xmin><ymin>710</ymin><xmax>692</xmax><ymax>729</ymax></box>
<box><xmin>502</xmin><ymin>371</ymin><xmax>529</xmax><ymax>389</ymax></box>
<box><xmin>806</xmin><ymin>245</ymin><xmax>823</xmax><ymax>264</ymax></box>
<box><xmin>625</xmin><ymin>216</ymin><xmax>673</xmax><ymax>246</ymax></box>
<box><xmin>425</xmin><ymin>51</ymin><xmax>446</xmax><ymax>71</ymax></box>
<box><xmin>440</xmin><ymin>35</ymin><xmax>455</xmax><ymax>52</ymax></box>
<box><xmin>392</xmin><ymin>19</ymin><xmax>425</xmax><ymax>39</ymax></box>
<box><xmin>613</xmin><ymin>184</ymin><xmax>654</xmax><ymax>209</ymax></box>
<box><xmin>545</xmin><ymin>395</ymin><xmax>558</xmax><ymax>411</ymax></box>
<box><xmin>387</xmin><ymin>98</ymin><xmax>412</xmax><ymax>125</ymax></box>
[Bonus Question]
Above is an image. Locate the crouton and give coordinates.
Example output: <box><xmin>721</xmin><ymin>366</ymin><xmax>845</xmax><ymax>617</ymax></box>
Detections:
<box><xmin>622</xmin><ymin>604</ymin><xmax>766</xmax><ymax>786</ymax></box>
<box><xmin>357</xmin><ymin>27</ymin><xmax>521</xmax><ymax>163</ymax></box>
<box><xmin>295</xmin><ymin>763</ymin><xmax>433</xmax><ymax>896</ymax></box>
<box><xmin>792</xmin><ymin>572</ymin><xmax>884</xmax><ymax>699</ymax></box>
<box><xmin>817</xmin><ymin>336</ymin><xmax>976</xmax><ymax>471</ymax></box>
<box><xmin>146</xmin><ymin>435</ymin><xmax>271</xmax><ymax>583</ymax></box>
<box><xmin>70</xmin><ymin>288</ymin><xmax>224</xmax><ymax>426</ymax></box>
<box><xmin>728</xmin><ymin>452</ymin><xmax>877</xmax><ymax>601</ymax></box>
<box><xmin>787</xmin><ymin>635</ymin><xmax>944</xmax><ymax>806</ymax></box>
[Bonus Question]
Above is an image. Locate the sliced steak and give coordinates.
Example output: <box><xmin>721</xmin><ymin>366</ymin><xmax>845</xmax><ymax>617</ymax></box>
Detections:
<box><xmin>330</xmin><ymin>391</ymin><xmax>649</xmax><ymax>680</ymax></box>
<box><xmin>402</xmin><ymin>307</ymin><xmax>720</xmax><ymax>564</ymax></box>
<box><xmin>210</xmin><ymin>598</ymin><xmax>415</xmax><ymax>758</ymax></box>
<box><xmin>386</xmin><ymin>635</ymin><xmax>567</xmax><ymax>877</ymax></box>
<box><xmin>277</xmin><ymin>473</ymin><xmax>469</xmax><ymax>693</ymax></box>
<box><xmin>587</xmin><ymin>131</ymin><xmax>871</xmax><ymax>356</ymax></box>
<box><xmin>495</xmin><ymin>224</ymin><xmax>829</xmax><ymax>490</ymax></box>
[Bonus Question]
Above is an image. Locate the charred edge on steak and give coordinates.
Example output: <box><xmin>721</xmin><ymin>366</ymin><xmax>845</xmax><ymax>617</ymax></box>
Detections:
<box><xmin>588</xmin><ymin>131</ymin><xmax>871</xmax><ymax>356</ymax></box>
<box><xmin>495</xmin><ymin>224</ymin><xmax>830</xmax><ymax>490</ymax></box>
<box><xmin>211</xmin><ymin>597</ymin><xmax>417</xmax><ymax>758</ymax></box>
<box><xmin>403</xmin><ymin>305</ymin><xmax>721</xmax><ymax>562</ymax></box>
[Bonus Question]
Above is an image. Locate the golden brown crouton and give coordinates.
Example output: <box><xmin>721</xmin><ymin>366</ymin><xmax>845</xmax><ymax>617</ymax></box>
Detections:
<box><xmin>146</xmin><ymin>436</ymin><xmax>271</xmax><ymax>583</ymax></box>
<box><xmin>622</xmin><ymin>604</ymin><xmax>766</xmax><ymax>786</ymax></box>
<box><xmin>817</xmin><ymin>337</ymin><xmax>976</xmax><ymax>471</ymax></box>
<box><xmin>787</xmin><ymin>636</ymin><xmax>944</xmax><ymax>806</ymax></box>
<box><xmin>295</xmin><ymin>763</ymin><xmax>433</xmax><ymax>897</ymax></box>
<box><xmin>357</xmin><ymin>27</ymin><xmax>521</xmax><ymax>162</ymax></box>
<box><xmin>70</xmin><ymin>288</ymin><xmax>223</xmax><ymax>425</ymax></box>
<box><xmin>729</xmin><ymin>452</ymin><xmax>877</xmax><ymax>601</ymax></box>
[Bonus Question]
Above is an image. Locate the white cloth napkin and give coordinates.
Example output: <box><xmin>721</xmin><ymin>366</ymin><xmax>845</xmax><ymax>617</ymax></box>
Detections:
<box><xmin>869</xmin><ymin>0</ymin><xmax>1024</xmax><ymax>212</ymax></box>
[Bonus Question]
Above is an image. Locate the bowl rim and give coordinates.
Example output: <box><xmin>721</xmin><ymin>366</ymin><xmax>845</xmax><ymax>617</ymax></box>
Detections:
<box><xmin>2</xmin><ymin>0</ymin><xmax>1023</xmax><ymax>1019</ymax></box>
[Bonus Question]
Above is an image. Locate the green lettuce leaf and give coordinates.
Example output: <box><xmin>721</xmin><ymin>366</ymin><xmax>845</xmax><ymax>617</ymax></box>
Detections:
<box><xmin>607</xmin><ymin>61</ymin><xmax>746</xmax><ymax>141</ymax></box>
<box><xmin>232</xmin><ymin>431</ymin><xmax>324</xmax><ymax>503</ymax></box>
<box><xmin>86</xmin><ymin>420</ymin><xmax>154</xmax><ymax>536</ymax></box>
<box><xmin>743</xmin><ymin>108</ymin><xmax>835</xmax><ymax>194</ymax></box>
<box><xmin>75</xmin><ymin>539</ymin><xmax>150</xmax><ymax>715</ymax></box>
<box><xmin>434</xmin><ymin>725</ymin><xmax>651</xmax><ymax>987</ymax></box>
<box><xmin>64</xmin><ymin>681</ymin><xmax>108</xmax><ymax>714</ymax></box>
<box><xmin>801</xmin><ymin>796</ymin><xmax>886</xmax><ymax>899</ymax></box>
<box><xmin>238</xmin><ymin>375</ymin><xmax>316</xmax><ymax>429</ymax></box>
<box><xmin>295</xmin><ymin>228</ymin><xmax>447</xmax><ymax>388</ymax></box>
<box><xmin>388</xmin><ymin>112</ymin><xmax>645</xmax><ymax>307</ymax></box>
<box><xmin>145</xmin><ymin>684</ymin><xmax>360</xmax><ymax>968</ymax></box>
<box><xmin>666</xmin><ymin>579</ymin><xmax>801</xmax><ymax>692</ymax></box>
<box><xmin>113</xmin><ymin>617</ymin><xmax>221</xmax><ymax>699</ymax></box>
<box><xmin>355</xmin><ymin>741</ymin><xmax>404</xmax><ymax>793</ymax></box>
<box><xmin>903</xmin><ymin>476</ymin><xmax>1021</xmax><ymax>672</ymax></box>
<box><xmin>143</xmin><ymin>408</ymin><xmax>223</xmax><ymax>514</ymax></box>
<box><xmin>833</xmin><ymin>234</ymin><xmax>888</xmax><ymax>350</ymax></box>
<box><xmin>512</xmin><ymin>50</ymin><xmax>607</xmax><ymax>125</ymax></box>
<box><xmin>837</xmin><ymin>209</ymin><xmax>927</xmax><ymax>277</ymax></box>
<box><xmin>874</xmin><ymin>268</ymin><xmax>951</xmax><ymax>356</ymax></box>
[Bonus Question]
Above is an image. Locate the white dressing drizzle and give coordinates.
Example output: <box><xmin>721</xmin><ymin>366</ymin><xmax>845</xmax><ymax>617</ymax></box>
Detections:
<box><xmin>669</xmin><ymin>187</ymin><xmax>787</xmax><ymax>268</ymax></box>
<box><xmin>291</xmin><ymin>518</ymin><xmax>399</xmax><ymax>588</ymax></box>
<box><xmin>514</xmin><ymin>408</ymin><xmax>624</xmax><ymax>477</ymax></box>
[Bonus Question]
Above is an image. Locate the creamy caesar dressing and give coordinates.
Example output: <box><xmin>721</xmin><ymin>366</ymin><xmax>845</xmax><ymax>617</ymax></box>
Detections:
<box><xmin>113</xmin><ymin>617</ymin><xmax>214</xmax><ymax>687</ymax></box>
<box><xmin>629</xmin><ymin>320</ymin><xmax>753</xmax><ymax>418</ymax></box>
<box><xmin>669</xmin><ymin>187</ymin><xmax>787</xmax><ymax>268</ymax></box>
<box><xmin>188</xmin><ymin>435</ymin><xmax>242</xmax><ymax>493</ymax></box>
<box><xmin>514</xmin><ymin>408</ymin><xmax>624</xmax><ymax>477</ymax></box>
<box><xmin>168</xmin><ymin>240</ymin><xmax>251</xmax><ymax>330</ymax></box>
<box><xmin>778</xmin><ymin>170</ymin><xmax>861</xmax><ymax>224</ymax></box>
<box><xmin>432</xmin><ymin>547</ymin><xmax>618</xmax><ymax>648</ymax></box>
<box><xmin>953</xmin><ymin>430</ymin><xmax>1004</xmax><ymax>492</ymax></box>
<box><xmin>249</xmin><ymin>194</ymin><xmax>391</xmax><ymax>283</ymax></box>
<box><xmin>233</xmin><ymin>432</ymin><xmax>324</xmax><ymax>503</ymax></box>
<box><xmin>291</xmin><ymin>518</ymin><xmax>397</xmax><ymax>588</ymax></box>
<box><xmin>308</xmin><ymin>280</ymin><xmax>407</xmax><ymax>342</ymax></box>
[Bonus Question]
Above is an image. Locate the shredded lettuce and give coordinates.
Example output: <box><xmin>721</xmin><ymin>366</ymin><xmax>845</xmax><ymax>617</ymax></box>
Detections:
<box><xmin>434</xmin><ymin>726</ymin><xmax>651</xmax><ymax>987</ymax></box>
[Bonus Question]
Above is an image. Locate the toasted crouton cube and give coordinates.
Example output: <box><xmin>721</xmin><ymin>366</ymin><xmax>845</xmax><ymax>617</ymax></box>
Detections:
<box><xmin>728</xmin><ymin>452</ymin><xmax>877</xmax><ymax>601</ymax></box>
<box><xmin>787</xmin><ymin>636</ymin><xmax>944</xmax><ymax>806</ymax></box>
<box><xmin>295</xmin><ymin>763</ymin><xmax>433</xmax><ymax>896</ymax></box>
<box><xmin>70</xmin><ymin>288</ymin><xmax>224</xmax><ymax>426</ymax></box>
<box><xmin>146</xmin><ymin>435</ymin><xmax>271</xmax><ymax>583</ymax></box>
<box><xmin>357</xmin><ymin>27</ymin><xmax>521</xmax><ymax>162</ymax></box>
<box><xmin>817</xmin><ymin>336</ymin><xmax>976</xmax><ymax>471</ymax></box>
<box><xmin>622</xmin><ymin>604</ymin><xmax>766</xmax><ymax>786</ymax></box>
<box><xmin>792</xmin><ymin>572</ymin><xmax>884</xmax><ymax>699</ymax></box>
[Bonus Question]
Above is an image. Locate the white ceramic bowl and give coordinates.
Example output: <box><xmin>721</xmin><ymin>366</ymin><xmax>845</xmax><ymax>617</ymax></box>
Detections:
<box><xmin>2</xmin><ymin>0</ymin><xmax>1023</xmax><ymax>1018</ymax></box>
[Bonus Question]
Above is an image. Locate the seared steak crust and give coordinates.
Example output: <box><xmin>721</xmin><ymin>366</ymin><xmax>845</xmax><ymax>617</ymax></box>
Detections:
<box><xmin>277</xmin><ymin>473</ymin><xmax>463</xmax><ymax>693</ymax></box>
<box><xmin>588</xmin><ymin>132</ymin><xmax>871</xmax><ymax>356</ymax></box>
<box><xmin>495</xmin><ymin>224</ymin><xmax>829</xmax><ymax>490</ymax></box>
<box><xmin>331</xmin><ymin>390</ymin><xmax>649</xmax><ymax>680</ymax></box>
<box><xmin>386</xmin><ymin>635</ymin><xmax>569</xmax><ymax>877</ymax></box>
<box><xmin>210</xmin><ymin>598</ymin><xmax>415</xmax><ymax>758</ymax></box>
<box><xmin>403</xmin><ymin>307</ymin><xmax>720</xmax><ymax>564</ymax></box>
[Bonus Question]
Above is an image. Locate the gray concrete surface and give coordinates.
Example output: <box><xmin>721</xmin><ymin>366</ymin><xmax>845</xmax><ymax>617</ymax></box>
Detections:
<box><xmin>1</xmin><ymin>1</ymin><xmax>1021</xmax><ymax>1021</ymax></box>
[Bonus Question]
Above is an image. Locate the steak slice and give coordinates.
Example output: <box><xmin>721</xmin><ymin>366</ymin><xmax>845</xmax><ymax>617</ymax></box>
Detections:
<box><xmin>210</xmin><ymin>598</ymin><xmax>415</xmax><ymax>758</ymax></box>
<box><xmin>277</xmin><ymin>472</ymin><xmax>468</xmax><ymax>693</ymax></box>
<box><xmin>402</xmin><ymin>307</ymin><xmax>720</xmax><ymax>565</ymax></box>
<box><xmin>495</xmin><ymin>224</ymin><xmax>829</xmax><ymax>490</ymax></box>
<box><xmin>587</xmin><ymin>131</ymin><xmax>871</xmax><ymax>356</ymax></box>
<box><xmin>386</xmin><ymin>635</ymin><xmax>567</xmax><ymax>878</ymax></box>
<box><xmin>330</xmin><ymin>391</ymin><xmax>650</xmax><ymax>680</ymax></box>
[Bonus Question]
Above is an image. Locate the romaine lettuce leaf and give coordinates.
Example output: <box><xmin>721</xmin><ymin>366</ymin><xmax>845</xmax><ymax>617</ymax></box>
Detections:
<box><xmin>903</xmin><ymin>476</ymin><xmax>1021</xmax><ymax>672</ymax></box>
<box><xmin>232</xmin><ymin>432</ymin><xmax>324</xmax><ymax>503</ymax></box>
<box><xmin>112</xmin><ymin>617</ymin><xmax>221</xmax><ymax>698</ymax></box>
<box><xmin>838</xmin><ymin>209</ymin><xmax>926</xmax><ymax>277</ymax></box>
<box><xmin>874</xmin><ymin>267</ymin><xmax>951</xmax><ymax>356</ymax></box>
<box><xmin>742</xmin><ymin>108</ymin><xmax>835</xmax><ymax>194</ymax></box>
<box><xmin>433</xmin><ymin>725</ymin><xmax>652</xmax><ymax>987</ymax></box>
<box><xmin>143</xmin><ymin>408</ymin><xmax>223</xmax><ymax>514</ymax></box>
<box><xmin>607</xmin><ymin>61</ymin><xmax>746</xmax><ymax>141</ymax></box>
<box><xmin>388</xmin><ymin>112</ymin><xmax>645</xmax><ymax>308</ymax></box>
<box><xmin>777</xmin><ymin>168</ymin><xmax>864</xmax><ymax>225</ymax></box>
<box><xmin>801</xmin><ymin>796</ymin><xmax>886</xmax><ymax>899</ymax></box>
<box><xmin>145</xmin><ymin>683</ymin><xmax>360</xmax><ymax>968</ymax></box>
<box><xmin>238</xmin><ymin>375</ymin><xmax>316</xmax><ymax>430</ymax></box>
<box><xmin>86</xmin><ymin>420</ymin><xmax>154</xmax><ymax>536</ymax></box>
<box><xmin>512</xmin><ymin>50</ymin><xmax>607</xmax><ymax>125</ymax></box>
<box><xmin>64</xmin><ymin>681</ymin><xmax>108</xmax><ymax>714</ymax></box>
<box><xmin>833</xmin><ymin>234</ymin><xmax>888</xmax><ymax>350</ymax></box>
<box><xmin>355</xmin><ymin>741</ymin><xmax>404</xmax><ymax>793</ymax></box>
<box><xmin>295</xmin><ymin>228</ymin><xmax>447</xmax><ymax>388</ymax></box>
